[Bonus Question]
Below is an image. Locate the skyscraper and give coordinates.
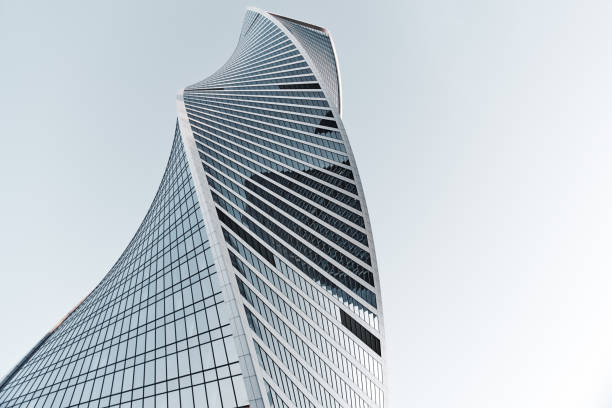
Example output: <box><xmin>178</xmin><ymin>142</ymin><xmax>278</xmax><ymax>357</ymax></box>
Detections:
<box><xmin>0</xmin><ymin>8</ymin><xmax>385</xmax><ymax>408</ymax></box>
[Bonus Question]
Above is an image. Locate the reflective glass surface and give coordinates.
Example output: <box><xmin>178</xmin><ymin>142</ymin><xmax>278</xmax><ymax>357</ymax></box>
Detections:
<box><xmin>0</xmin><ymin>128</ymin><xmax>249</xmax><ymax>408</ymax></box>
<box><xmin>183</xmin><ymin>9</ymin><xmax>385</xmax><ymax>408</ymax></box>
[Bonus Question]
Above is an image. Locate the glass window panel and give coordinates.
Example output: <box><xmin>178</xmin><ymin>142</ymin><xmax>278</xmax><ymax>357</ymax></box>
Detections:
<box><xmin>155</xmin><ymin>358</ymin><xmax>166</xmax><ymax>382</ymax></box>
<box><xmin>101</xmin><ymin>374</ymin><xmax>113</xmax><ymax>397</ymax></box>
<box><xmin>133</xmin><ymin>364</ymin><xmax>144</xmax><ymax>388</ymax></box>
<box><xmin>166</xmin><ymin>354</ymin><xmax>178</xmax><ymax>380</ymax></box>
<box><xmin>167</xmin><ymin>391</ymin><xmax>179</xmax><ymax>408</ymax></box>
<box><xmin>188</xmin><ymin>347</ymin><xmax>202</xmax><ymax>372</ymax></box>
<box><xmin>180</xmin><ymin>388</ymin><xmax>194</xmax><ymax>408</ymax></box>
<box><xmin>155</xmin><ymin>394</ymin><xmax>167</xmax><ymax>408</ymax></box>
<box><xmin>112</xmin><ymin>371</ymin><xmax>123</xmax><ymax>395</ymax></box>
<box><xmin>200</xmin><ymin>344</ymin><xmax>214</xmax><ymax>370</ymax></box>
<box><xmin>195</xmin><ymin>310</ymin><xmax>208</xmax><ymax>333</ymax></box>
<box><xmin>224</xmin><ymin>337</ymin><xmax>238</xmax><ymax>363</ymax></box>
<box><xmin>185</xmin><ymin>314</ymin><xmax>197</xmax><ymax>337</ymax></box>
<box><xmin>205</xmin><ymin>383</ymin><xmax>221</xmax><ymax>408</ymax></box>
<box><xmin>165</xmin><ymin>322</ymin><xmax>176</xmax><ymax>344</ymax></box>
<box><xmin>175</xmin><ymin>319</ymin><xmax>187</xmax><ymax>341</ymax></box>
<box><xmin>91</xmin><ymin>378</ymin><xmax>103</xmax><ymax>400</ymax></box>
<box><xmin>200</xmin><ymin>278</ymin><xmax>213</xmax><ymax>299</ymax></box>
<box><xmin>212</xmin><ymin>340</ymin><xmax>227</xmax><ymax>366</ymax></box>
<box><xmin>122</xmin><ymin>367</ymin><xmax>133</xmax><ymax>392</ymax></box>
<box><xmin>192</xmin><ymin>384</ymin><xmax>207</xmax><ymax>408</ymax></box>
<box><xmin>177</xmin><ymin>350</ymin><xmax>190</xmax><ymax>377</ymax></box>
<box><xmin>219</xmin><ymin>378</ymin><xmax>236</xmax><ymax>408</ymax></box>
<box><xmin>144</xmin><ymin>361</ymin><xmax>154</xmax><ymax>386</ymax></box>
<box><xmin>206</xmin><ymin>308</ymin><xmax>220</xmax><ymax>329</ymax></box>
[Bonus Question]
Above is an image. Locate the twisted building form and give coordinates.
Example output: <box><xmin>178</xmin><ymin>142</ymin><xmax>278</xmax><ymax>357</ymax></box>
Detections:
<box><xmin>0</xmin><ymin>8</ymin><xmax>385</xmax><ymax>408</ymax></box>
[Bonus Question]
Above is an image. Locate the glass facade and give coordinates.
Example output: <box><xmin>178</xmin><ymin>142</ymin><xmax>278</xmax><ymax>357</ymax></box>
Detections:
<box><xmin>0</xmin><ymin>129</ymin><xmax>249</xmax><ymax>408</ymax></box>
<box><xmin>0</xmin><ymin>8</ymin><xmax>385</xmax><ymax>408</ymax></box>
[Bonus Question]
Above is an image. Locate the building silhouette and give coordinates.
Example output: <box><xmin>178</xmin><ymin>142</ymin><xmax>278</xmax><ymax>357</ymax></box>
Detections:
<box><xmin>0</xmin><ymin>8</ymin><xmax>385</xmax><ymax>408</ymax></box>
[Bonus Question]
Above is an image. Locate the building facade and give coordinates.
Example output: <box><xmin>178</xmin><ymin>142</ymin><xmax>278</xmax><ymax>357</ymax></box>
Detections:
<box><xmin>0</xmin><ymin>8</ymin><xmax>385</xmax><ymax>408</ymax></box>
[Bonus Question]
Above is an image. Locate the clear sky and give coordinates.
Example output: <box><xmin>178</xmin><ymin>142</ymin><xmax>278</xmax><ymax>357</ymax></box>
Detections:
<box><xmin>1</xmin><ymin>0</ymin><xmax>612</xmax><ymax>407</ymax></box>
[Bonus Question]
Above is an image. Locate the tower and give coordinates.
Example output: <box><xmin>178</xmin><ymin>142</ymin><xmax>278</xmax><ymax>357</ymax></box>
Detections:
<box><xmin>0</xmin><ymin>8</ymin><xmax>385</xmax><ymax>408</ymax></box>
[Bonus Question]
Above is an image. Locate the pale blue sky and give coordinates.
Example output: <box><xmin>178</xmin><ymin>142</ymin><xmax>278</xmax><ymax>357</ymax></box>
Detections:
<box><xmin>2</xmin><ymin>1</ymin><xmax>612</xmax><ymax>407</ymax></box>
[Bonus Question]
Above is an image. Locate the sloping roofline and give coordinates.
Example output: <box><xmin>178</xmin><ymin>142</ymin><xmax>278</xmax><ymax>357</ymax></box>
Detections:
<box><xmin>251</xmin><ymin>8</ymin><xmax>343</xmax><ymax>116</ymax></box>
<box><xmin>268</xmin><ymin>12</ymin><xmax>330</xmax><ymax>35</ymax></box>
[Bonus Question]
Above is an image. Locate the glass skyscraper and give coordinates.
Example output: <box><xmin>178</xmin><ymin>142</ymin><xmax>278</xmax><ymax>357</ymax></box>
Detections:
<box><xmin>0</xmin><ymin>8</ymin><xmax>386</xmax><ymax>408</ymax></box>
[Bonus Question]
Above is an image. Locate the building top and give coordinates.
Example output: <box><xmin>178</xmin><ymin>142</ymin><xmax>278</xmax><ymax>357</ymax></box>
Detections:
<box><xmin>191</xmin><ymin>8</ymin><xmax>343</xmax><ymax>116</ymax></box>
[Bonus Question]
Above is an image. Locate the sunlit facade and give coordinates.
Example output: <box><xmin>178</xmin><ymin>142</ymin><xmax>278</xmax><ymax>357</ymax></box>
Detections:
<box><xmin>0</xmin><ymin>8</ymin><xmax>385</xmax><ymax>408</ymax></box>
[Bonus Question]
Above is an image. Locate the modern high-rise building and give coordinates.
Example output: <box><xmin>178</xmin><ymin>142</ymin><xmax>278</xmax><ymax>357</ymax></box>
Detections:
<box><xmin>0</xmin><ymin>8</ymin><xmax>385</xmax><ymax>408</ymax></box>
